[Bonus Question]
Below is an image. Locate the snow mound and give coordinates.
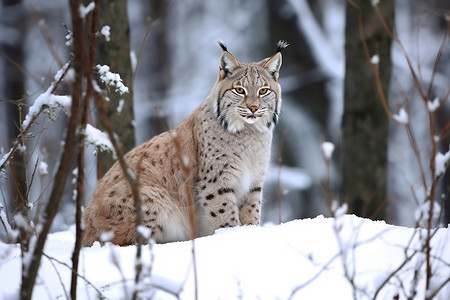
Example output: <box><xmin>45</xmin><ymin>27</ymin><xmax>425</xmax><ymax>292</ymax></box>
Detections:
<box><xmin>0</xmin><ymin>215</ymin><xmax>449</xmax><ymax>299</ymax></box>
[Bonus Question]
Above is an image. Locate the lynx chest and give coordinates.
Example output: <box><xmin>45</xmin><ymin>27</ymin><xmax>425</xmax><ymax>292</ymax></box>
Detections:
<box><xmin>195</xmin><ymin>109</ymin><xmax>272</xmax><ymax>206</ymax></box>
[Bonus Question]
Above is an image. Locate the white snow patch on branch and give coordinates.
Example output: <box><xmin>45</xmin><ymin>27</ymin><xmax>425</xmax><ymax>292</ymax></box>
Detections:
<box><xmin>22</xmin><ymin>63</ymin><xmax>72</xmax><ymax>129</ymax></box>
<box><xmin>370</xmin><ymin>54</ymin><xmax>380</xmax><ymax>65</ymax></box>
<box><xmin>96</xmin><ymin>64</ymin><xmax>129</xmax><ymax>95</ymax></box>
<box><xmin>22</xmin><ymin>90</ymin><xmax>72</xmax><ymax>129</ymax></box>
<box><xmin>332</xmin><ymin>201</ymin><xmax>348</xmax><ymax>218</ymax></box>
<box><xmin>321</xmin><ymin>141</ymin><xmax>335</xmax><ymax>160</ymax></box>
<box><xmin>117</xmin><ymin>99</ymin><xmax>125</xmax><ymax>113</ymax></box>
<box><xmin>23</xmin><ymin>235</ymin><xmax>37</xmax><ymax>270</ymax></box>
<box><xmin>83</xmin><ymin>124</ymin><xmax>114</xmax><ymax>153</ymax></box>
<box><xmin>65</xmin><ymin>30</ymin><xmax>73</xmax><ymax>47</ymax></box>
<box><xmin>13</xmin><ymin>213</ymin><xmax>29</xmax><ymax>229</ymax></box>
<box><xmin>392</xmin><ymin>108</ymin><xmax>409</xmax><ymax>125</ymax></box>
<box><xmin>65</xmin><ymin>68</ymin><xmax>76</xmax><ymax>83</ymax></box>
<box><xmin>427</xmin><ymin>97</ymin><xmax>440</xmax><ymax>112</ymax></box>
<box><xmin>54</xmin><ymin>64</ymin><xmax>69</xmax><ymax>82</ymax></box>
<box><xmin>137</xmin><ymin>225</ymin><xmax>152</xmax><ymax>240</ymax></box>
<box><xmin>38</xmin><ymin>161</ymin><xmax>48</xmax><ymax>176</ymax></box>
<box><xmin>435</xmin><ymin>147</ymin><xmax>450</xmax><ymax>177</ymax></box>
<box><xmin>79</xmin><ymin>2</ymin><xmax>95</xmax><ymax>19</ymax></box>
<box><xmin>101</xmin><ymin>25</ymin><xmax>111</xmax><ymax>42</ymax></box>
<box><xmin>414</xmin><ymin>200</ymin><xmax>441</xmax><ymax>226</ymax></box>
<box><xmin>0</xmin><ymin>208</ymin><xmax>18</xmax><ymax>240</ymax></box>
<box><xmin>71</xmin><ymin>167</ymin><xmax>78</xmax><ymax>185</ymax></box>
<box><xmin>0</xmin><ymin>148</ymin><xmax>13</xmax><ymax>168</ymax></box>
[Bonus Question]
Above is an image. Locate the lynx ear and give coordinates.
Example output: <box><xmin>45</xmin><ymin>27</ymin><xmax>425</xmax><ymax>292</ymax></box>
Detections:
<box><xmin>263</xmin><ymin>52</ymin><xmax>282</xmax><ymax>81</ymax></box>
<box><xmin>263</xmin><ymin>40</ymin><xmax>288</xmax><ymax>81</ymax></box>
<box><xmin>219</xmin><ymin>50</ymin><xmax>241</xmax><ymax>80</ymax></box>
<box><xmin>220</xmin><ymin>51</ymin><xmax>241</xmax><ymax>79</ymax></box>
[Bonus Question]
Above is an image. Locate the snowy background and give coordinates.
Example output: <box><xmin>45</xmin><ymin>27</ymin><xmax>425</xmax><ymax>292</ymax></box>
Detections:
<box><xmin>0</xmin><ymin>0</ymin><xmax>450</xmax><ymax>299</ymax></box>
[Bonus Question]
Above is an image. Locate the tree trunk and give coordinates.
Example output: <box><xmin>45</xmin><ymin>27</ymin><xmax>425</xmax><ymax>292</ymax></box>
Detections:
<box><xmin>96</xmin><ymin>0</ymin><xmax>135</xmax><ymax>175</ymax></box>
<box><xmin>341</xmin><ymin>0</ymin><xmax>394</xmax><ymax>220</ymax></box>
<box><xmin>1</xmin><ymin>0</ymin><xmax>29</xmax><ymax>240</ymax></box>
<box><xmin>136</xmin><ymin>0</ymin><xmax>172</xmax><ymax>142</ymax></box>
<box><xmin>267</xmin><ymin>0</ymin><xmax>332</xmax><ymax>220</ymax></box>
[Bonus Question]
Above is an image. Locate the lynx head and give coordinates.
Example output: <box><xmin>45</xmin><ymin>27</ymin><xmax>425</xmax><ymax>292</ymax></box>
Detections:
<box><xmin>213</xmin><ymin>41</ymin><xmax>288</xmax><ymax>134</ymax></box>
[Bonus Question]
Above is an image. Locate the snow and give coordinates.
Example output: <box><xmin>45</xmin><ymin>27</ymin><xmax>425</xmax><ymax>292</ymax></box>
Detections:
<box><xmin>414</xmin><ymin>200</ymin><xmax>442</xmax><ymax>227</ymax></box>
<box><xmin>137</xmin><ymin>225</ymin><xmax>152</xmax><ymax>240</ymax></box>
<box><xmin>21</xmin><ymin>62</ymin><xmax>73</xmax><ymax>129</ymax></box>
<box><xmin>321</xmin><ymin>141</ymin><xmax>335</xmax><ymax>160</ymax></box>
<box><xmin>22</xmin><ymin>90</ymin><xmax>72</xmax><ymax>130</ymax></box>
<box><xmin>392</xmin><ymin>108</ymin><xmax>409</xmax><ymax>125</ymax></box>
<box><xmin>82</xmin><ymin>124</ymin><xmax>114</xmax><ymax>154</ymax></box>
<box><xmin>78</xmin><ymin>2</ymin><xmax>95</xmax><ymax>19</ymax></box>
<box><xmin>1</xmin><ymin>215</ymin><xmax>449</xmax><ymax>300</ymax></box>
<box><xmin>435</xmin><ymin>148</ymin><xmax>450</xmax><ymax>177</ymax></box>
<box><xmin>38</xmin><ymin>161</ymin><xmax>48</xmax><ymax>176</ymax></box>
<box><xmin>65</xmin><ymin>30</ymin><xmax>73</xmax><ymax>47</ymax></box>
<box><xmin>101</xmin><ymin>25</ymin><xmax>111</xmax><ymax>42</ymax></box>
<box><xmin>427</xmin><ymin>98</ymin><xmax>440</xmax><ymax>112</ymax></box>
<box><xmin>0</xmin><ymin>148</ymin><xmax>12</xmax><ymax>169</ymax></box>
<box><xmin>116</xmin><ymin>98</ymin><xmax>125</xmax><ymax>113</ymax></box>
<box><xmin>96</xmin><ymin>64</ymin><xmax>129</xmax><ymax>95</ymax></box>
<box><xmin>370</xmin><ymin>54</ymin><xmax>380</xmax><ymax>65</ymax></box>
<box><xmin>332</xmin><ymin>201</ymin><xmax>348</xmax><ymax>218</ymax></box>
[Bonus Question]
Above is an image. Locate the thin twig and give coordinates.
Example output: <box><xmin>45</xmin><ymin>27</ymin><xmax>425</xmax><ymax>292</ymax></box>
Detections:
<box><xmin>42</xmin><ymin>252</ymin><xmax>106</xmax><ymax>298</ymax></box>
<box><xmin>170</xmin><ymin>133</ymin><xmax>199</xmax><ymax>300</ymax></box>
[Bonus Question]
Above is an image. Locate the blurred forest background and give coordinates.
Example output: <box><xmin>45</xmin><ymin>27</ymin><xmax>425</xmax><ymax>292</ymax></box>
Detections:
<box><xmin>0</xmin><ymin>0</ymin><xmax>449</xmax><ymax>240</ymax></box>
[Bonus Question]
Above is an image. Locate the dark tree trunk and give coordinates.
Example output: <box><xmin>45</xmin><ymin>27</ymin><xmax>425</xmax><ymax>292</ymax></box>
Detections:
<box><xmin>137</xmin><ymin>0</ymin><xmax>172</xmax><ymax>142</ymax></box>
<box><xmin>266</xmin><ymin>0</ymin><xmax>332</xmax><ymax>220</ymax></box>
<box><xmin>341</xmin><ymin>0</ymin><xmax>394</xmax><ymax>220</ymax></box>
<box><xmin>1</xmin><ymin>0</ymin><xmax>28</xmax><ymax>239</ymax></box>
<box><xmin>96</xmin><ymin>0</ymin><xmax>135</xmax><ymax>175</ymax></box>
<box><xmin>268</xmin><ymin>0</ymin><xmax>331</xmax><ymax>133</ymax></box>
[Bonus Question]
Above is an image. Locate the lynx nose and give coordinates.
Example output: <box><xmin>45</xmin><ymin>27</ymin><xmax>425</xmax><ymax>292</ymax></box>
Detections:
<box><xmin>247</xmin><ymin>104</ymin><xmax>258</xmax><ymax>114</ymax></box>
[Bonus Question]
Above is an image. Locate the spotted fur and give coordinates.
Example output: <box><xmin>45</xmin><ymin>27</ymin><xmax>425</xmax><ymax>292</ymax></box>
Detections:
<box><xmin>82</xmin><ymin>41</ymin><xmax>286</xmax><ymax>246</ymax></box>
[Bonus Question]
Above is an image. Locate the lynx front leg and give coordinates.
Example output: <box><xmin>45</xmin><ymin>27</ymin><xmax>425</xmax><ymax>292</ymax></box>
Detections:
<box><xmin>197</xmin><ymin>187</ymin><xmax>242</xmax><ymax>236</ymax></box>
<box><xmin>240</xmin><ymin>186</ymin><xmax>262</xmax><ymax>225</ymax></box>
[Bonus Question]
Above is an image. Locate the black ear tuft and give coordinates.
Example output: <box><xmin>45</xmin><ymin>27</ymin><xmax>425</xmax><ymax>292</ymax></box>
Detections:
<box><xmin>217</xmin><ymin>40</ymin><xmax>228</xmax><ymax>52</ymax></box>
<box><xmin>276</xmin><ymin>40</ymin><xmax>289</xmax><ymax>53</ymax></box>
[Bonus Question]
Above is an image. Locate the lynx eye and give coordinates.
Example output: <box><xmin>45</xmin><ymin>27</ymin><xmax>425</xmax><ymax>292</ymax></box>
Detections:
<box><xmin>259</xmin><ymin>88</ymin><xmax>269</xmax><ymax>95</ymax></box>
<box><xmin>234</xmin><ymin>87</ymin><xmax>245</xmax><ymax>95</ymax></box>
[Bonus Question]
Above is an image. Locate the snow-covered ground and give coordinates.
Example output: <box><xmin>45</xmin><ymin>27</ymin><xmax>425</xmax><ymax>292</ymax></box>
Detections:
<box><xmin>1</xmin><ymin>214</ymin><xmax>449</xmax><ymax>300</ymax></box>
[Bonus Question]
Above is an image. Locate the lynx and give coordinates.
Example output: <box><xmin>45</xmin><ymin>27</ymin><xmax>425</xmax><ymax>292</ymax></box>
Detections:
<box><xmin>83</xmin><ymin>41</ymin><xmax>288</xmax><ymax>246</ymax></box>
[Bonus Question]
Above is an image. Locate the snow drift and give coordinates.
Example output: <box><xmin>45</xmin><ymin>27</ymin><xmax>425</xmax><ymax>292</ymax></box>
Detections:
<box><xmin>0</xmin><ymin>214</ymin><xmax>449</xmax><ymax>299</ymax></box>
